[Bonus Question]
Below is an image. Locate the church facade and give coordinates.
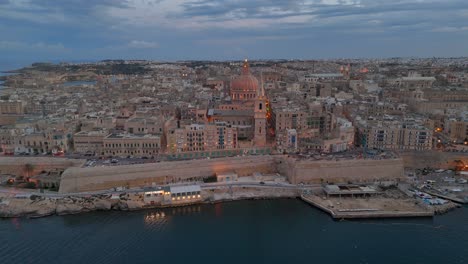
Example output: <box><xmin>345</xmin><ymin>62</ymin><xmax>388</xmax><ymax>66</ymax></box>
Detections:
<box><xmin>207</xmin><ymin>59</ymin><xmax>267</xmax><ymax>147</ymax></box>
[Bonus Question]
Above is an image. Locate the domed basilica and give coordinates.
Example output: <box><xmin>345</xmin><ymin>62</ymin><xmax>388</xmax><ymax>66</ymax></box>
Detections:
<box><xmin>230</xmin><ymin>59</ymin><xmax>260</xmax><ymax>101</ymax></box>
<box><xmin>207</xmin><ymin>59</ymin><xmax>267</xmax><ymax>147</ymax></box>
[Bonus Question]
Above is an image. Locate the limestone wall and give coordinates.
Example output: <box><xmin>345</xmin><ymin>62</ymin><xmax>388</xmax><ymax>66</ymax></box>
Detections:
<box><xmin>59</xmin><ymin>156</ymin><xmax>277</xmax><ymax>193</ymax></box>
<box><xmin>0</xmin><ymin>157</ymin><xmax>85</xmax><ymax>176</ymax></box>
<box><xmin>59</xmin><ymin>155</ymin><xmax>406</xmax><ymax>193</ymax></box>
<box><xmin>286</xmin><ymin>158</ymin><xmax>404</xmax><ymax>184</ymax></box>
<box><xmin>399</xmin><ymin>151</ymin><xmax>468</xmax><ymax>169</ymax></box>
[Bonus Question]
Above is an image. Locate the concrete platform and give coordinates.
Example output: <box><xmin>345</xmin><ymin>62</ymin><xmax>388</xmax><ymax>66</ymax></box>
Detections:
<box><xmin>301</xmin><ymin>195</ymin><xmax>434</xmax><ymax>219</ymax></box>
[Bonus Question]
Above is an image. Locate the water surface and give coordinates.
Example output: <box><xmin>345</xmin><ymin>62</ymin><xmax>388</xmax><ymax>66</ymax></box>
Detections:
<box><xmin>1</xmin><ymin>199</ymin><xmax>466</xmax><ymax>264</ymax></box>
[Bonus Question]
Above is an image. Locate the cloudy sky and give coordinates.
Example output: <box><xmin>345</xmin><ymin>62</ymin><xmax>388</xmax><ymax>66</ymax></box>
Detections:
<box><xmin>0</xmin><ymin>0</ymin><xmax>467</xmax><ymax>64</ymax></box>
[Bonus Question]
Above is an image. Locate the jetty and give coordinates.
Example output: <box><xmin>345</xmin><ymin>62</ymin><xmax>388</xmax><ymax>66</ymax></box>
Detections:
<box><xmin>301</xmin><ymin>194</ymin><xmax>434</xmax><ymax>219</ymax></box>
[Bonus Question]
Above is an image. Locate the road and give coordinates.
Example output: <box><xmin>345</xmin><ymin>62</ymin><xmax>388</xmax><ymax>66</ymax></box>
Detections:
<box><xmin>0</xmin><ymin>181</ymin><xmax>322</xmax><ymax>199</ymax></box>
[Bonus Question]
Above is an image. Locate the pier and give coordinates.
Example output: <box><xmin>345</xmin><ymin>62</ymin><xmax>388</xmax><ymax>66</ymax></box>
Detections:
<box><xmin>301</xmin><ymin>194</ymin><xmax>434</xmax><ymax>219</ymax></box>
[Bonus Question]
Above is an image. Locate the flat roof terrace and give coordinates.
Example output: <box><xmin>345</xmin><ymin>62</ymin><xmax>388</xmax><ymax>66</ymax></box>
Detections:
<box><xmin>324</xmin><ymin>184</ymin><xmax>381</xmax><ymax>196</ymax></box>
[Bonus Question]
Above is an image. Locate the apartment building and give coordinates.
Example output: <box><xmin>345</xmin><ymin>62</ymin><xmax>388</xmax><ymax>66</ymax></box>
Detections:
<box><xmin>167</xmin><ymin>122</ymin><xmax>238</xmax><ymax>153</ymax></box>
<box><xmin>73</xmin><ymin>130</ymin><xmax>109</xmax><ymax>155</ymax></box>
<box><xmin>357</xmin><ymin>118</ymin><xmax>433</xmax><ymax>151</ymax></box>
<box><xmin>102</xmin><ymin>133</ymin><xmax>161</xmax><ymax>157</ymax></box>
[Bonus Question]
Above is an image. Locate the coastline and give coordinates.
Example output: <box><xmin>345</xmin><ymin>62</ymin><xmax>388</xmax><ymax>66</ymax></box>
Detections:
<box><xmin>0</xmin><ymin>186</ymin><xmax>300</xmax><ymax>219</ymax></box>
<box><xmin>0</xmin><ymin>184</ymin><xmax>462</xmax><ymax>220</ymax></box>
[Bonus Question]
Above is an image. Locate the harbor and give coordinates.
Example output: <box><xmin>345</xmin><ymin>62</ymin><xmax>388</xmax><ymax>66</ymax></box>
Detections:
<box><xmin>1</xmin><ymin>198</ymin><xmax>467</xmax><ymax>264</ymax></box>
<box><xmin>0</xmin><ymin>179</ymin><xmax>462</xmax><ymax>219</ymax></box>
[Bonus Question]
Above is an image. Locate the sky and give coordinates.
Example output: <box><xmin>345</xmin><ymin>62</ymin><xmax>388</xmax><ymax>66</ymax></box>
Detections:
<box><xmin>0</xmin><ymin>0</ymin><xmax>467</xmax><ymax>64</ymax></box>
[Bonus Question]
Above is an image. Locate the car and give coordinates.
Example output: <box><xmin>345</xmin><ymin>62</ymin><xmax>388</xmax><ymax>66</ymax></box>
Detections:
<box><xmin>259</xmin><ymin>181</ymin><xmax>265</xmax><ymax>185</ymax></box>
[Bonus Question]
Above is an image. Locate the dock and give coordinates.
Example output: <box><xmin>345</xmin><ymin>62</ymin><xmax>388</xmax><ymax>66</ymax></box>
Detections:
<box><xmin>423</xmin><ymin>190</ymin><xmax>467</xmax><ymax>204</ymax></box>
<box><xmin>301</xmin><ymin>195</ymin><xmax>434</xmax><ymax>219</ymax></box>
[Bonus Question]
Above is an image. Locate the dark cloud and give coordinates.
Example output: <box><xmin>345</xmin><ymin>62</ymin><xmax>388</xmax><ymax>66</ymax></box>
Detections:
<box><xmin>180</xmin><ymin>0</ymin><xmax>468</xmax><ymax>21</ymax></box>
<box><xmin>0</xmin><ymin>0</ymin><xmax>467</xmax><ymax>61</ymax></box>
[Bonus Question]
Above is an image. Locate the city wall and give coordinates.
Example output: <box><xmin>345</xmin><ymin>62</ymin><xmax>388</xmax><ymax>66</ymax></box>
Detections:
<box><xmin>0</xmin><ymin>157</ymin><xmax>85</xmax><ymax>176</ymax></box>
<box><xmin>59</xmin><ymin>155</ymin><xmax>406</xmax><ymax>193</ymax></box>
<box><xmin>399</xmin><ymin>151</ymin><xmax>468</xmax><ymax>169</ymax></box>
<box><xmin>280</xmin><ymin>158</ymin><xmax>404</xmax><ymax>184</ymax></box>
<box><xmin>59</xmin><ymin>156</ymin><xmax>276</xmax><ymax>193</ymax></box>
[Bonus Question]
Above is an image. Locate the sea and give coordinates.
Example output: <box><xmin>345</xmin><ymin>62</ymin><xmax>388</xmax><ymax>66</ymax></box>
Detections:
<box><xmin>0</xmin><ymin>61</ymin><xmax>27</xmax><ymax>89</ymax></box>
<box><xmin>0</xmin><ymin>199</ymin><xmax>467</xmax><ymax>264</ymax></box>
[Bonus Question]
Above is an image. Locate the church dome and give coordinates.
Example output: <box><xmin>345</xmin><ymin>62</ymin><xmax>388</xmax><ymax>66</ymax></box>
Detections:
<box><xmin>230</xmin><ymin>59</ymin><xmax>259</xmax><ymax>100</ymax></box>
<box><xmin>231</xmin><ymin>75</ymin><xmax>259</xmax><ymax>92</ymax></box>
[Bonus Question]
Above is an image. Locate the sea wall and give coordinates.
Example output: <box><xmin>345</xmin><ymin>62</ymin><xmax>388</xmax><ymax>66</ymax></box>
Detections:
<box><xmin>59</xmin><ymin>156</ymin><xmax>277</xmax><ymax>193</ymax></box>
<box><xmin>399</xmin><ymin>151</ymin><xmax>467</xmax><ymax>169</ymax></box>
<box><xmin>0</xmin><ymin>157</ymin><xmax>85</xmax><ymax>176</ymax></box>
<box><xmin>283</xmin><ymin>157</ymin><xmax>404</xmax><ymax>184</ymax></box>
<box><xmin>59</xmin><ymin>155</ymin><xmax>406</xmax><ymax>193</ymax></box>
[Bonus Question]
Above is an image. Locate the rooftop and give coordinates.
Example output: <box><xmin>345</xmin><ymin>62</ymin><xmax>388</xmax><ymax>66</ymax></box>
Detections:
<box><xmin>106</xmin><ymin>133</ymin><xmax>160</xmax><ymax>139</ymax></box>
<box><xmin>170</xmin><ymin>185</ymin><xmax>201</xmax><ymax>194</ymax></box>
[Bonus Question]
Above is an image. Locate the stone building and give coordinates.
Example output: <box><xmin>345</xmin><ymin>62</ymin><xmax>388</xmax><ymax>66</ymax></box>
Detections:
<box><xmin>230</xmin><ymin>59</ymin><xmax>259</xmax><ymax>101</ymax></box>
<box><xmin>73</xmin><ymin>130</ymin><xmax>109</xmax><ymax>155</ymax></box>
<box><xmin>15</xmin><ymin>130</ymin><xmax>69</xmax><ymax>155</ymax></box>
<box><xmin>356</xmin><ymin>118</ymin><xmax>433</xmax><ymax>151</ymax></box>
<box><xmin>207</xmin><ymin>108</ymin><xmax>254</xmax><ymax>139</ymax></box>
<box><xmin>206</xmin><ymin>59</ymin><xmax>267</xmax><ymax>146</ymax></box>
<box><xmin>166</xmin><ymin>122</ymin><xmax>238</xmax><ymax>153</ymax></box>
<box><xmin>391</xmin><ymin>72</ymin><xmax>436</xmax><ymax>89</ymax></box>
<box><xmin>0</xmin><ymin>100</ymin><xmax>24</xmax><ymax>115</ymax></box>
<box><xmin>449</xmin><ymin>119</ymin><xmax>468</xmax><ymax>143</ymax></box>
<box><xmin>276</xmin><ymin>129</ymin><xmax>298</xmax><ymax>153</ymax></box>
<box><xmin>102</xmin><ymin>133</ymin><xmax>161</xmax><ymax>157</ymax></box>
<box><xmin>124</xmin><ymin>117</ymin><xmax>163</xmax><ymax>135</ymax></box>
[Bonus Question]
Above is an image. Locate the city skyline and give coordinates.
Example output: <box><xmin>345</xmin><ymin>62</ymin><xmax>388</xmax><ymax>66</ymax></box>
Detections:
<box><xmin>1</xmin><ymin>0</ymin><xmax>468</xmax><ymax>63</ymax></box>
<box><xmin>0</xmin><ymin>1</ymin><xmax>467</xmax><ymax>263</ymax></box>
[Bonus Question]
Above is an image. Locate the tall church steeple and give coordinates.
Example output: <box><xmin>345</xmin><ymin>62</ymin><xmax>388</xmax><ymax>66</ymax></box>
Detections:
<box><xmin>254</xmin><ymin>72</ymin><xmax>267</xmax><ymax>147</ymax></box>
<box><xmin>242</xmin><ymin>59</ymin><xmax>250</xmax><ymax>75</ymax></box>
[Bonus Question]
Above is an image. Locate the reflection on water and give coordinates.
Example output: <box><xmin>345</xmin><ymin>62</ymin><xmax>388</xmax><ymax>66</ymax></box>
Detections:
<box><xmin>170</xmin><ymin>205</ymin><xmax>202</xmax><ymax>216</ymax></box>
<box><xmin>0</xmin><ymin>200</ymin><xmax>466</xmax><ymax>264</ymax></box>
<box><xmin>144</xmin><ymin>211</ymin><xmax>166</xmax><ymax>226</ymax></box>
<box><xmin>144</xmin><ymin>205</ymin><xmax>202</xmax><ymax>227</ymax></box>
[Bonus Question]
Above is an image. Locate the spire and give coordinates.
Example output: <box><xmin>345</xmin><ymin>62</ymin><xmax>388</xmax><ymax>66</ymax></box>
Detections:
<box><xmin>258</xmin><ymin>71</ymin><xmax>265</xmax><ymax>98</ymax></box>
<box><xmin>242</xmin><ymin>58</ymin><xmax>250</xmax><ymax>75</ymax></box>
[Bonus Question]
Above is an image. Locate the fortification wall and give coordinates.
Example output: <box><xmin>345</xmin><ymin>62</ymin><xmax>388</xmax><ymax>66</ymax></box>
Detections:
<box><xmin>59</xmin><ymin>156</ymin><xmax>277</xmax><ymax>193</ymax></box>
<box><xmin>0</xmin><ymin>157</ymin><xmax>85</xmax><ymax>176</ymax></box>
<box><xmin>399</xmin><ymin>151</ymin><xmax>467</xmax><ymax>169</ymax></box>
<box><xmin>286</xmin><ymin>158</ymin><xmax>404</xmax><ymax>184</ymax></box>
<box><xmin>59</xmin><ymin>155</ymin><xmax>406</xmax><ymax>193</ymax></box>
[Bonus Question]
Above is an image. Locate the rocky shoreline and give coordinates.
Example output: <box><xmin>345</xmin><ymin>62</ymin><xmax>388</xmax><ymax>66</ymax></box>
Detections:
<box><xmin>0</xmin><ymin>186</ymin><xmax>463</xmax><ymax>219</ymax></box>
<box><xmin>0</xmin><ymin>188</ymin><xmax>299</xmax><ymax>219</ymax></box>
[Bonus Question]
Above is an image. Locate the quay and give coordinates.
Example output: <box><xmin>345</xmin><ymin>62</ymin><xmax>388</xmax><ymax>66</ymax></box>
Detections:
<box><xmin>423</xmin><ymin>190</ymin><xmax>467</xmax><ymax>204</ymax></box>
<box><xmin>301</xmin><ymin>194</ymin><xmax>434</xmax><ymax>219</ymax></box>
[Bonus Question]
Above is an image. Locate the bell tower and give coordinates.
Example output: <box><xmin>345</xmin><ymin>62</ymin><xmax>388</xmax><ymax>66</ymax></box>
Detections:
<box><xmin>253</xmin><ymin>75</ymin><xmax>267</xmax><ymax>146</ymax></box>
